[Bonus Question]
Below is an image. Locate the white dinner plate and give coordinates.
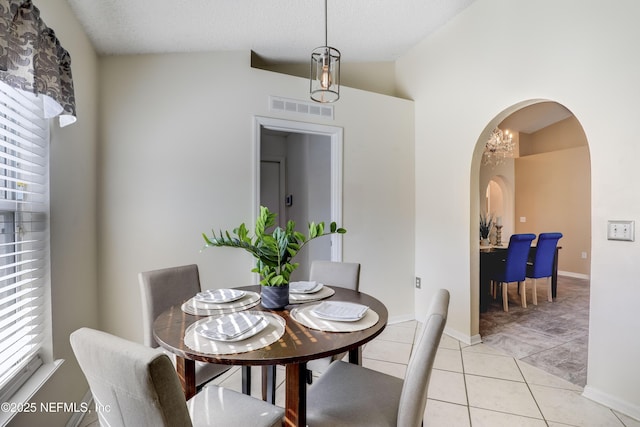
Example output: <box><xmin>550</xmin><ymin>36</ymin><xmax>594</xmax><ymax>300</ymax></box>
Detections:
<box><xmin>195</xmin><ymin>312</ymin><xmax>268</xmax><ymax>342</ymax></box>
<box><xmin>194</xmin><ymin>288</ymin><xmax>246</xmax><ymax>303</ymax></box>
<box><xmin>289</xmin><ymin>281</ymin><xmax>324</xmax><ymax>294</ymax></box>
<box><xmin>311</xmin><ymin>301</ymin><xmax>369</xmax><ymax>322</ymax></box>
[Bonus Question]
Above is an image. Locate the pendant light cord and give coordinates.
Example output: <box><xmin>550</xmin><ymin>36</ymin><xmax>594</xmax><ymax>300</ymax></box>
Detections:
<box><xmin>324</xmin><ymin>0</ymin><xmax>328</xmax><ymax>46</ymax></box>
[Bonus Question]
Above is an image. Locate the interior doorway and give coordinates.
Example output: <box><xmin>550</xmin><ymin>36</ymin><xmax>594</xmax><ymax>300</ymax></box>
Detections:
<box><xmin>472</xmin><ymin>100</ymin><xmax>592</xmax><ymax>386</ymax></box>
<box><xmin>482</xmin><ymin>175</ymin><xmax>513</xmax><ymax>244</ymax></box>
<box><xmin>254</xmin><ymin>116</ymin><xmax>343</xmax><ymax>280</ymax></box>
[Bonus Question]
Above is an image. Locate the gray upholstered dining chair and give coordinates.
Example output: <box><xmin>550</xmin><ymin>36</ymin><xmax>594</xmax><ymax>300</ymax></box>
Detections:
<box><xmin>306</xmin><ymin>261</ymin><xmax>361</xmax><ymax>378</ymax></box>
<box><xmin>70</xmin><ymin>327</ymin><xmax>284</xmax><ymax>427</ymax></box>
<box><xmin>305</xmin><ymin>288</ymin><xmax>449</xmax><ymax>427</ymax></box>
<box><xmin>138</xmin><ymin>264</ymin><xmax>229</xmax><ymax>388</ymax></box>
<box><xmin>309</xmin><ymin>260</ymin><xmax>361</xmax><ymax>291</ymax></box>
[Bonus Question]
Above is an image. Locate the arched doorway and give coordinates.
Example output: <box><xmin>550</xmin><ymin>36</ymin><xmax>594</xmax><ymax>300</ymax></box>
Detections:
<box><xmin>481</xmin><ymin>175</ymin><xmax>513</xmax><ymax>245</ymax></box>
<box><xmin>471</xmin><ymin>100</ymin><xmax>592</xmax><ymax>386</ymax></box>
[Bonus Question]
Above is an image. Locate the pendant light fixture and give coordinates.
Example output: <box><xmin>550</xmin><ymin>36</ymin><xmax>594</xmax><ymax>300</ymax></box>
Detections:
<box><xmin>483</xmin><ymin>127</ymin><xmax>514</xmax><ymax>167</ymax></box>
<box><xmin>310</xmin><ymin>0</ymin><xmax>340</xmax><ymax>103</ymax></box>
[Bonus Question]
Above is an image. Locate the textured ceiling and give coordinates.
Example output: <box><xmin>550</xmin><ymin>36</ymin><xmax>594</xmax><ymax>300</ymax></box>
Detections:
<box><xmin>65</xmin><ymin>0</ymin><xmax>476</xmax><ymax>63</ymax></box>
<box><xmin>65</xmin><ymin>0</ymin><xmax>572</xmax><ymax>132</ymax></box>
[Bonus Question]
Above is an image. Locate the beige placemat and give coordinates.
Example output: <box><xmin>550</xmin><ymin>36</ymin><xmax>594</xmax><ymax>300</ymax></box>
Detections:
<box><xmin>289</xmin><ymin>302</ymin><xmax>379</xmax><ymax>332</ymax></box>
<box><xmin>184</xmin><ymin>311</ymin><xmax>285</xmax><ymax>355</ymax></box>
<box><xmin>289</xmin><ymin>286</ymin><xmax>335</xmax><ymax>304</ymax></box>
<box><xmin>182</xmin><ymin>291</ymin><xmax>260</xmax><ymax>316</ymax></box>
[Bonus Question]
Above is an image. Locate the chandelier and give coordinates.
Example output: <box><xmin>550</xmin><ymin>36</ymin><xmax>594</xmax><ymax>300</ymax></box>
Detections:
<box><xmin>483</xmin><ymin>128</ymin><xmax>514</xmax><ymax>166</ymax></box>
<box><xmin>310</xmin><ymin>0</ymin><xmax>340</xmax><ymax>103</ymax></box>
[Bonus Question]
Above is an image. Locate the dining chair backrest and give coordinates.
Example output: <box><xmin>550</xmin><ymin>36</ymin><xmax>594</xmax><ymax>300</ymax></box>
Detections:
<box><xmin>70</xmin><ymin>327</ymin><xmax>193</xmax><ymax>427</ymax></box>
<box><xmin>307</xmin><ymin>260</ymin><xmax>361</xmax><ymax>375</ymax></box>
<box><xmin>528</xmin><ymin>232</ymin><xmax>563</xmax><ymax>278</ymax></box>
<box><xmin>309</xmin><ymin>261</ymin><xmax>360</xmax><ymax>291</ymax></box>
<box><xmin>139</xmin><ymin>264</ymin><xmax>201</xmax><ymax>348</ymax></box>
<box><xmin>501</xmin><ymin>233</ymin><xmax>537</xmax><ymax>282</ymax></box>
<box><xmin>397</xmin><ymin>289</ymin><xmax>449</xmax><ymax>426</ymax></box>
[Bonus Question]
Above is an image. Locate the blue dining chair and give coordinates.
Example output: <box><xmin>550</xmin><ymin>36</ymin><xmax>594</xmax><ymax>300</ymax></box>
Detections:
<box><xmin>527</xmin><ymin>232</ymin><xmax>563</xmax><ymax>305</ymax></box>
<box><xmin>490</xmin><ymin>233</ymin><xmax>536</xmax><ymax>312</ymax></box>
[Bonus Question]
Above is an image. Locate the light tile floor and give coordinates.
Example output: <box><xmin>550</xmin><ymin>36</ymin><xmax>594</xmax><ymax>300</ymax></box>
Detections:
<box><xmin>79</xmin><ymin>320</ymin><xmax>640</xmax><ymax>426</ymax></box>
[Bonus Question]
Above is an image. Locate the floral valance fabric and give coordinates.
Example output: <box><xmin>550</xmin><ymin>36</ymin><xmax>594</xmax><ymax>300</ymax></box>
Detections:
<box><xmin>0</xmin><ymin>0</ymin><xmax>76</xmax><ymax>127</ymax></box>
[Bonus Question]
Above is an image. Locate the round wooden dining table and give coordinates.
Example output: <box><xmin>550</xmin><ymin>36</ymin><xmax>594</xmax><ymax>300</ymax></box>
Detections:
<box><xmin>153</xmin><ymin>285</ymin><xmax>388</xmax><ymax>427</ymax></box>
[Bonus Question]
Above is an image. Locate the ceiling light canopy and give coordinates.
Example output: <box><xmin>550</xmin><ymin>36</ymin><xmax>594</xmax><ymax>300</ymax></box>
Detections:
<box><xmin>310</xmin><ymin>0</ymin><xmax>340</xmax><ymax>103</ymax></box>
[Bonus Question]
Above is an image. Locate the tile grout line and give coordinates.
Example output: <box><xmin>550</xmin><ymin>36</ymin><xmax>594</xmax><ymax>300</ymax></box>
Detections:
<box><xmin>515</xmin><ymin>355</ymin><xmax>551</xmax><ymax>426</ymax></box>
<box><xmin>458</xmin><ymin>340</ymin><xmax>474</xmax><ymax>426</ymax></box>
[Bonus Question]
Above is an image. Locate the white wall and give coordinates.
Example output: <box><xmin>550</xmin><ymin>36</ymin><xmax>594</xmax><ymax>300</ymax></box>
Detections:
<box><xmin>98</xmin><ymin>52</ymin><xmax>416</xmax><ymax>345</ymax></box>
<box><xmin>10</xmin><ymin>1</ymin><xmax>99</xmax><ymax>426</ymax></box>
<box><xmin>396</xmin><ymin>0</ymin><xmax>640</xmax><ymax>418</ymax></box>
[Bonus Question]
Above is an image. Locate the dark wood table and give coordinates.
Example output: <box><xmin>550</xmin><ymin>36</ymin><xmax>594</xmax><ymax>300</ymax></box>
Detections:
<box><xmin>480</xmin><ymin>246</ymin><xmax>561</xmax><ymax>312</ymax></box>
<box><xmin>153</xmin><ymin>285</ymin><xmax>388</xmax><ymax>427</ymax></box>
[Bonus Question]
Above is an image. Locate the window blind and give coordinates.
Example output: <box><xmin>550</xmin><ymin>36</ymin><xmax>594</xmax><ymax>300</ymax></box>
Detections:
<box><xmin>0</xmin><ymin>80</ymin><xmax>50</xmax><ymax>402</ymax></box>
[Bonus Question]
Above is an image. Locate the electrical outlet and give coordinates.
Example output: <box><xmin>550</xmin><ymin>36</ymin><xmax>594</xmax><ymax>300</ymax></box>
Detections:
<box><xmin>607</xmin><ymin>220</ymin><xmax>635</xmax><ymax>241</ymax></box>
<box><xmin>415</xmin><ymin>277</ymin><xmax>421</xmax><ymax>289</ymax></box>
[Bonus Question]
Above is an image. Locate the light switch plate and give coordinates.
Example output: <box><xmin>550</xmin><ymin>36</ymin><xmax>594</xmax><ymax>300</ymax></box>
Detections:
<box><xmin>607</xmin><ymin>220</ymin><xmax>635</xmax><ymax>241</ymax></box>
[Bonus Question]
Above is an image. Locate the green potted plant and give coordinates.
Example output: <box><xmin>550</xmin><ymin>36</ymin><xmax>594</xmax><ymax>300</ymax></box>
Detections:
<box><xmin>479</xmin><ymin>212</ymin><xmax>494</xmax><ymax>246</ymax></box>
<box><xmin>202</xmin><ymin>206</ymin><xmax>346</xmax><ymax>309</ymax></box>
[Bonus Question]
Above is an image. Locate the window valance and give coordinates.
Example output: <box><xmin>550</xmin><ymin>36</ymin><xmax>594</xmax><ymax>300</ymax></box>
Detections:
<box><xmin>0</xmin><ymin>0</ymin><xmax>76</xmax><ymax>127</ymax></box>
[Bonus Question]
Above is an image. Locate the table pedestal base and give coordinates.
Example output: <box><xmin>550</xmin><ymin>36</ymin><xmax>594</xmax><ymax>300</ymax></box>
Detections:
<box><xmin>284</xmin><ymin>363</ymin><xmax>307</xmax><ymax>427</ymax></box>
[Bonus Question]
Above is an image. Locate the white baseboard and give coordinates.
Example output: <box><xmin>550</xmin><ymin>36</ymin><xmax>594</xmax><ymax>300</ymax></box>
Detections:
<box><xmin>558</xmin><ymin>270</ymin><xmax>590</xmax><ymax>280</ymax></box>
<box><xmin>388</xmin><ymin>314</ymin><xmax>417</xmax><ymax>325</ymax></box>
<box><xmin>388</xmin><ymin>316</ymin><xmax>482</xmax><ymax>346</ymax></box>
<box><xmin>583</xmin><ymin>385</ymin><xmax>640</xmax><ymax>422</ymax></box>
<box><xmin>443</xmin><ymin>327</ymin><xmax>482</xmax><ymax>346</ymax></box>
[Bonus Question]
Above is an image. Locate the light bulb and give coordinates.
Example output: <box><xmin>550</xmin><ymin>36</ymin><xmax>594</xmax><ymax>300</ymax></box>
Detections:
<box><xmin>321</xmin><ymin>64</ymin><xmax>331</xmax><ymax>89</ymax></box>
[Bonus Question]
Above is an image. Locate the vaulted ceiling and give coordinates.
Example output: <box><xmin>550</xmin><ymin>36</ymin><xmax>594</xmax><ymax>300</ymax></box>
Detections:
<box><xmin>65</xmin><ymin>0</ymin><xmax>573</xmax><ymax>131</ymax></box>
<box><xmin>66</xmin><ymin>0</ymin><xmax>476</xmax><ymax>63</ymax></box>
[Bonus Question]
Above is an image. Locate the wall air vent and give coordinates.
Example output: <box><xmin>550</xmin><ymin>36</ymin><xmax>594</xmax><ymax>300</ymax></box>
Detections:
<box><xmin>269</xmin><ymin>96</ymin><xmax>334</xmax><ymax>120</ymax></box>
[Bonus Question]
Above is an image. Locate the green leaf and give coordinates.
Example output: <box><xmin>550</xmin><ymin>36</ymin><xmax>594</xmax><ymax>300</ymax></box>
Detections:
<box><xmin>293</xmin><ymin>231</ymin><xmax>306</xmax><ymax>243</ymax></box>
<box><xmin>202</xmin><ymin>232</ymin><xmax>213</xmax><ymax>245</ymax></box>
<box><xmin>271</xmin><ymin>275</ymin><xmax>285</xmax><ymax>286</ymax></box>
<box><xmin>330</xmin><ymin>222</ymin><xmax>337</xmax><ymax>233</ymax></box>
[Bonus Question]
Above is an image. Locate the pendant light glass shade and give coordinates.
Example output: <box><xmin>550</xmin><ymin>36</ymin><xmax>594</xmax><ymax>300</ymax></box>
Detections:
<box><xmin>310</xmin><ymin>0</ymin><xmax>340</xmax><ymax>103</ymax></box>
<box><xmin>310</xmin><ymin>46</ymin><xmax>340</xmax><ymax>103</ymax></box>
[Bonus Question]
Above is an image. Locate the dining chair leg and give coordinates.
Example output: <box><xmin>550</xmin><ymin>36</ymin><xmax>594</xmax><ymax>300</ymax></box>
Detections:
<box><xmin>532</xmin><ymin>278</ymin><xmax>538</xmax><ymax>305</ymax></box>
<box><xmin>547</xmin><ymin>277</ymin><xmax>553</xmax><ymax>302</ymax></box>
<box><xmin>261</xmin><ymin>365</ymin><xmax>276</xmax><ymax>404</ymax></box>
<box><xmin>520</xmin><ymin>280</ymin><xmax>527</xmax><ymax>308</ymax></box>
<box><xmin>502</xmin><ymin>282</ymin><xmax>509</xmax><ymax>312</ymax></box>
<box><xmin>241</xmin><ymin>366</ymin><xmax>251</xmax><ymax>395</ymax></box>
